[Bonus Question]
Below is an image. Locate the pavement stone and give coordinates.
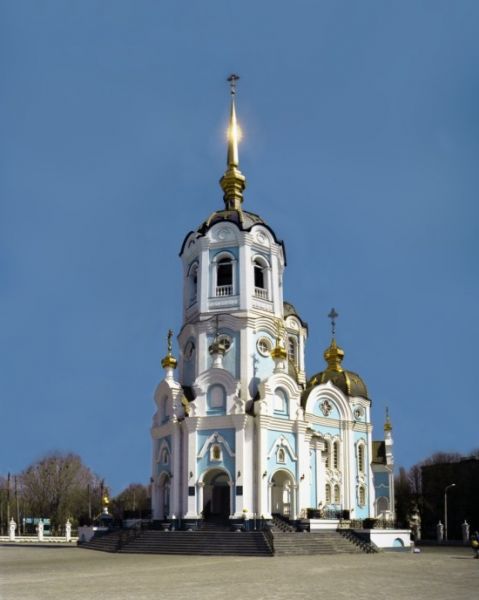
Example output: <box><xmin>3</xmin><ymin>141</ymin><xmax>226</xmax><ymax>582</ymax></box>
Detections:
<box><xmin>0</xmin><ymin>545</ymin><xmax>478</xmax><ymax>600</ymax></box>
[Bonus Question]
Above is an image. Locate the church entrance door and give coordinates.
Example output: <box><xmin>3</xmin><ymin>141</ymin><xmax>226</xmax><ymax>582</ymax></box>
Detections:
<box><xmin>271</xmin><ymin>470</ymin><xmax>294</xmax><ymax>517</ymax></box>
<box><xmin>202</xmin><ymin>469</ymin><xmax>231</xmax><ymax>519</ymax></box>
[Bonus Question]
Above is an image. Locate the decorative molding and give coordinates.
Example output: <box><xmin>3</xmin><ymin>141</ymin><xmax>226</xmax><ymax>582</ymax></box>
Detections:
<box><xmin>197</xmin><ymin>431</ymin><xmax>235</xmax><ymax>459</ymax></box>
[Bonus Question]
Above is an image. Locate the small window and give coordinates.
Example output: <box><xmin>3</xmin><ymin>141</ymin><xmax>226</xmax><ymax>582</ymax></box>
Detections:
<box><xmin>161</xmin><ymin>448</ymin><xmax>169</xmax><ymax>464</ymax></box>
<box><xmin>288</xmin><ymin>337</ymin><xmax>297</xmax><ymax>364</ymax></box>
<box><xmin>253</xmin><ymin>257</ymin><xmax>268</xmax><ymax>299</ymax></box>
<box><xmin>211</xmin><ymin>444</ymin><xmax>222</xmax><ymax>461</ymax></box>
<box><xmin>324</xmin><ymin>441</ymin><xmax>330</xmax><ymax>468</ymax></box>
<box><xmin>277</xmin><ymin>448</ymin><xmax>286</xmax><ymax>464</ymax></box>
<box><xmin>359</xmin><ymin>486</ymin><xmax>366</xmax><ymax>506</ymax></box>
<box><xmin>254</xmin><ymin>259</ymin><xmax>265</xmax><ymax>289</ymax></box>
<box><xmin>209</xmin><ymin>385</ymin><xmax>225</xmax><ymax>408</ymax></box>
<box><xmin>184</xmin><ymin>340</ymin><xmax>195</xmax><ymax>361</ymax></box>
<box><xmin>358</xmin><ymin>445</ymin><xmax>365</xmax><ymax>473</ymax></box>
<box><xmin>188</xmin><ymin>262</ymin><xmax>199</xmax><ymax>305</ymax></box>
<box><xmin>273</xmin><ymin>388</ymin><xmax>288</xmax><ymax>415</ymax></box>
<box><xmin>325</xmin><ymin>483</ymin><xmax>331</xmax><ymax>504</ymax></box>
<box><xmin>333</xmin><ymin>441</ymin><xmax>339</xmax><ymax>470</ymax></box>
<box><xmin>334</xmin><ymin>484</ymin><xmax>340</xmax><ymax>504</ymax></box>
<box><xmin>216</xmin><ymin>257</ymin><xmax>233</xmax><ymax>288</ymax></box>
<box><xmin>257</xmin><ymin>337</ymin><xmax>272</xmax><ymax>357</ymax></box>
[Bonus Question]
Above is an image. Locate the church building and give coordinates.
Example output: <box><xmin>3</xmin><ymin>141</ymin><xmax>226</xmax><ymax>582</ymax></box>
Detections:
<box><xmin>151</xmin><ymin>79</ymin><xmax>394</xmax><ymax>526</ymax></box>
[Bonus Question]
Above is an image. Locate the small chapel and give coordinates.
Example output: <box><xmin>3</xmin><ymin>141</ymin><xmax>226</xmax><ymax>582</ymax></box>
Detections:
<box><xmin>150</xmin><ymin>78</ymin><xmax>394</xmax><ymax>527</ymax></box>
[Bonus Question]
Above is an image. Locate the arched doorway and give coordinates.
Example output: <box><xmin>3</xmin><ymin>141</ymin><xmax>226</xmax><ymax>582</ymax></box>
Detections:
<box><xmin>202</xmin><ymin>469</ymin><xmax>231</xmax><ymax>520</ymax></box>
<box><xmin>271</xmin><ymin>469</ymin><xmax>295</xmax><ymax>517</ymax></box>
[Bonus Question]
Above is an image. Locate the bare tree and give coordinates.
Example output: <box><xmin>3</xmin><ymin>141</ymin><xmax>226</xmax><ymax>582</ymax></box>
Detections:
<box><xmin>112</xmin><ymin>483</ymin><xmax>150</xmax><ymax>519</ymax></box>
<box><xmin>20</xmin><ymin>452</ymin><xmax>104</xmax><ymax>532</ymax></box>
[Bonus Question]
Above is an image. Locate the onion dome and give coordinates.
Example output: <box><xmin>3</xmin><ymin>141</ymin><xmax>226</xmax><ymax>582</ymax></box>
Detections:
<box><xmin>306</xmin><ymin>337</ymin><xmax>369</xmax><ymax>400</ymax></box>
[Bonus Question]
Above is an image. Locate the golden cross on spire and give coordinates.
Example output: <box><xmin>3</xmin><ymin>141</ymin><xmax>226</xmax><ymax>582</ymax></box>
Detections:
<box><xmin>227</xmin><ymin>73</ymin><xmax>240</xmax><ymax>96</ymax></box>
<box><xmin>328</xmin><ymin>308</ymin><xmax>338</xmax><ymax>337</ymax></box>
<box><xmin>167</xmin><ymin>329</ymin><xmax>173</xmax><ymax>354</ymax></box>
<box><xmin>220</xmin><ymin>73</ymin><xmax>246</xmax><ymax>210</ymax></box>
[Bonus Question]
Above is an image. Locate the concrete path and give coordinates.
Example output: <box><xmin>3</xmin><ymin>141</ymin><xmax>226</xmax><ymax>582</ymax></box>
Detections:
<box><xmin>0</xmin><ymin>545</ymin><xmax>478</xmax><ymax>600</ymax></box>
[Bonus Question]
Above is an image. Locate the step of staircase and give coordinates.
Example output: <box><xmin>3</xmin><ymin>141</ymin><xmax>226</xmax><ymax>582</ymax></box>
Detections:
<box><xmin>80</xmin><ymin>529</ymin><xmax>273</xmax><ymax>556</ymax></box>
<box><xmin>271</xmin><ymin>531</ymin><xmax>372</xmax><ymax>555</ymax></box>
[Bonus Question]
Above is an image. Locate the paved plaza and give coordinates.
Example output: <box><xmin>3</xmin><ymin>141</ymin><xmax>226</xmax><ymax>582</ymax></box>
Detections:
<box><xmin>0</xmin><ymin>545</ymin><xmax>478</xmax><ymax>600</ymax></box>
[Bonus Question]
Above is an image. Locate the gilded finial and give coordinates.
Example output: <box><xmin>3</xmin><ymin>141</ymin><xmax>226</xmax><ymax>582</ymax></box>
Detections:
<box><xmin>161</xmin><ymin>329</ymin><xmax>177</xmax><ymax>369</ymax></box>
<box><xmin>324</xmin><ymin>309</ymin><xmax>344</xmax><ymax>372</ymax></box>
<box><xmin>271</xmin><ymin>318</ymin><xmax>287</xmax><ymax>360</ymax></box>
<box><xmin>220</xmin><ymin>74</ymin><xmax>246</xmax><ymax>210</ymax></box>
<box><xmin>384</xmin><ymin>407</ymin><xmax>393</xmax><ymax>432</ymax></box>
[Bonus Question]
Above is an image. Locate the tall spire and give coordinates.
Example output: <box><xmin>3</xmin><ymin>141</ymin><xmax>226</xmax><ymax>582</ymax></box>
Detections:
<box><xmin>220</xmin><ymin>74</ymin><xmax>246</xmax><ymax>210</ymax></box>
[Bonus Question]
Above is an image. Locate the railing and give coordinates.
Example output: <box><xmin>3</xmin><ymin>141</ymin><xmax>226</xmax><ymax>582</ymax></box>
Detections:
<box><xmin>216</xmin><ymin>285</ymin><xmax>233</xmax><ymax>297</ymax></box>
<box><xmin>254</xmin><ymin>287</ymin><xmax>268</xmax><ymax>300</ymax></box>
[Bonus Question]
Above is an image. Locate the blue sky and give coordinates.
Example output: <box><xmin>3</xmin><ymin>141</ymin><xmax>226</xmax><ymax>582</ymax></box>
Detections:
<box><xmin>1</xmin><ymin>1</ymin><xmax>478</xmax><ymax>494</ymax></box>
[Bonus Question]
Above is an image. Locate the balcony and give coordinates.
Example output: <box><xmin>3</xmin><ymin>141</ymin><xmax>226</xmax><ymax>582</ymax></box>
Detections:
<box><xmin>216</xmin><ymin>285</ymin><xmax>233</xmax><ymax>297</ymax></box>
<box><xmin>254</xmin><ymin>287</ymin><xmax>268</xmax><ymax>300</ymax></box>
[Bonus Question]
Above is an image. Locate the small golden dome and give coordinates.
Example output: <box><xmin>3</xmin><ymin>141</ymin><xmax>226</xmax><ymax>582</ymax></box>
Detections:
<box><xmin>306</xmin><ymin>338</ymin><xmax>369</xmax><ymax>401</ymax></box>
<box><xmin>161</xmin><ymin>329</ymin><xmax>177</xmax><ymax>369</ymax></box>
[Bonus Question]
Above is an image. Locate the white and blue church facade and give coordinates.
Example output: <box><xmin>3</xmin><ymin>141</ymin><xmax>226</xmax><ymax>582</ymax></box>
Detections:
<box><xmin>151</xmin><ymin>83</ymin><xmax>394</xmax><ymax>527</ymax></box>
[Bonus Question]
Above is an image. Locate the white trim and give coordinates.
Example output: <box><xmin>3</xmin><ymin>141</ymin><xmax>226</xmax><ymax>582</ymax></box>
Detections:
<box><xmin>197</xmin><ymin>432</ymin><xmax>235</xmax><ymax>459</ymax></box>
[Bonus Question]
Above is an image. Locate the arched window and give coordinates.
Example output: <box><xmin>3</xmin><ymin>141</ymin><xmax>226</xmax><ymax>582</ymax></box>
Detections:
<box><xmin>359</xmin><ymin>486</ymin><xmax>366</xmax><ymax>506</ymax></box>
<box><xmin>334</xmin><ymin>484</ymin><xmax>340</xmax><ymax>504</ymax></box>
<box><xmin>216</xmin><ymin>257</ymin><xmax>233</xmax><ymax>296</ymax></box>
<box><xmin>288</xmin><ymin>336</ymin><xmax>298</xmax><ymax>365</ymax></box>
<box><xmin>358</xmin><ymin>444</ymin><xmax>365</xmax><ymax>473</ymax></box>
<box><xmin>324</xmin><ymin>441</ymin><xmax>330</xmax><ymax>468</ymax></box>
<box><xmin>377</xmin><ymin>496</ymin><xmax>389</xmax><ymax>514</ymax></box>
<box><xmin>277</xmin><ymin>448</ymin><xmax>286</xmax><ymax>464</ymax></box>
<box><xmin>161</xmin><ymin>448</ymin><xmax>169</xmax><ymax>464</ymax></box>
<box><xmin>273</xmin><ymin>388</ymin><xmax>288</xmax><ymax>416</ymax></box>
<box><xmin>160</xmin><ymin>396</ymin><xmax>169</xmax><ymax>424</ymax></box>
<box><xmin>333</xmin><ymin>441</ymin><xmax>340</xmax><ymax>470</ymax></box>
<box><xmin>207</xmin><ymin>384</ymin><xmax>226</xmax><ymax>415</ymax></box>
<box><xmin>325</xmin><ymin>483</ymin><xmax>331</xmax><ymax>504</ymax></box>
<box><xmin>253</xmin><ymin>257</ymin><xmax>269</xmax><ymax>299</ymax></box>
<box><xmin>187</xmin><ymin>262</ymin><xmax>199</xmax><ymax>305</ymax></box>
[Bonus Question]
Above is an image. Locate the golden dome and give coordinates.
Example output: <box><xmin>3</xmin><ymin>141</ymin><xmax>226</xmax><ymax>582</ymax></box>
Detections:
<box><xmin>305</xmin><ymin>338</ymin><xmax>369</xmax><ymax>401</ymax></box>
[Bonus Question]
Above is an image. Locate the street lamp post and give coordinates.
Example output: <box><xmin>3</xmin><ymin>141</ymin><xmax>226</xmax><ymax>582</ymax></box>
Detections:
<box><xmin>444</xmin><ymin>483</ymin><xmax>456</xmax><ymax>541</ymax></box>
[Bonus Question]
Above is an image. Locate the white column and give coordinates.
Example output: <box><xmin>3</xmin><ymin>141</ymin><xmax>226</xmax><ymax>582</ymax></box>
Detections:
<box><xmin>168</xmin><ymin>420</ymin><xmax>181</xmax><ymax>519</ymax></box>
<box><xmin>232</xmin><ymin>415</ymin><xmax>247</xmax><ymax>516</ymax></box>
<box><xmin>257</xmin><ymin>416</ymin><xmax>271</xmax><ymax>518</ymax></box>
<box><xmin>296</xmin><ymin>423</ymin><xmax>309</xmax><ymax>516</ymax></box>
<box><xmin>199</xmin><ymin>245</ymin><xmax>209</xmax><ymax>312</ymax></box>
<box><xmin>183</xmin><ymin>418</ymin><xmax>199</xmax><ymax>518</ymax></box>
<box><xmin>37</xmin><ymin>520</ymin><xmax>44</xmax><ymax>542</ymax></box>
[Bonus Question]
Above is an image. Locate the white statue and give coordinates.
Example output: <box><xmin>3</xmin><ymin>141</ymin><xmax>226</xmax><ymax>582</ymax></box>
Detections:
<box><xmin>65</xmin><ymin>519</ymin><xmax>72</xmax><ymax>542</ymax></box>
<box><xmin>37</xmin><ymin>520</ymin><xmax>44</xmax><ymax>541</ymax></box>
<box><xmin>9</xmin><ymin>518</ymin><xmax>16</xmax><ymax>542</ymax></box>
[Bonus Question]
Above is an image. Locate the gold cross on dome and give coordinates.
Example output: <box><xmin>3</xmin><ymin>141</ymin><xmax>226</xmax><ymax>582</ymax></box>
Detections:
<box><xmin>328</xmin><ymin>308</ymin><xmax>338</xmax><ymax>337</ymax></box>
<box><xmin>227</xmin><ymin>73</ymin><xmax>240</xmax><ymax>96</ymax></box>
